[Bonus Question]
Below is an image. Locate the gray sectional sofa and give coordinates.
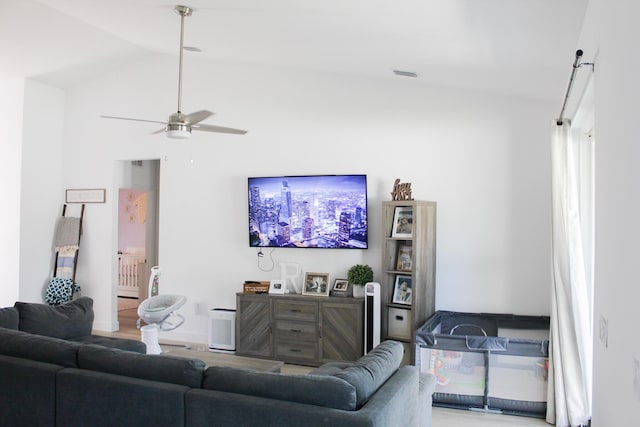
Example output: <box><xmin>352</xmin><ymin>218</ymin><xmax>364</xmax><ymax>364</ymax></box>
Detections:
<box><xmin>0</xmin><ymin>298</ymin><xmax>435</xmax><ymax>427</ymax></box>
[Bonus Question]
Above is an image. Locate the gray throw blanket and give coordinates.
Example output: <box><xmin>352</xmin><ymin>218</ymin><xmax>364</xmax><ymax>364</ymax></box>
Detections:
<box><xmin>54</xmin><ymin>217</ymin><xmax>81</xmax><ymax>248</ymax></box>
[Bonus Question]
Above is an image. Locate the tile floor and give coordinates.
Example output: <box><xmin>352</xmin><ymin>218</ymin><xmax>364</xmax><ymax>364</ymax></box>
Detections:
<box><xmin>432</xmin><ymin>407</ymin><xmax>548</xmax><ymax>426</ymax></box>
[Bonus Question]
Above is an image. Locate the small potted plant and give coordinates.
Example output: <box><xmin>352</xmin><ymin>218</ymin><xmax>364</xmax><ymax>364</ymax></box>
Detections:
<box><xmin>348</xmin><ymin>264</ymin><xmax>374</xmax><ymax>297</ymax></box>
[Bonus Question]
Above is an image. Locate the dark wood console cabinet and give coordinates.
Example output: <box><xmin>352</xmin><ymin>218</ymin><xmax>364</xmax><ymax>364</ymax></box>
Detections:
<box><xmin>236</xmin><ymin>293</ymin><xmax>364</xmax><ymax>366</ymax></box>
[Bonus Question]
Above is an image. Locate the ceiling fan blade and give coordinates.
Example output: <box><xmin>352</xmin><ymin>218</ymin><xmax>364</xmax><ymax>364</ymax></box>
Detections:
<box><xmin>182</xmin><ymin>110</ymin><xmax>213</xmax><ymax>125</ymax></box>
<box><xmin>150</xmin><ymin>128</ymin><xmax>166</xmax><ymax>135</ymax></box>
<box><xmin>101</xmin><ymin>115</ymin><xmax>168</xmax><ymax>125</ymax></box>
<box><xmin>193</xmin><ymin>123</ymin><xmax>248</xmax><ymax>135</ymax></box>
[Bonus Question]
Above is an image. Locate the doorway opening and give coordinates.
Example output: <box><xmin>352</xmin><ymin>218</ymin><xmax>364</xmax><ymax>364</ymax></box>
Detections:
<box><xmin>115</xmin><ymin>159</ymin><xmax>160</xmax><ymax>333</ymax></box>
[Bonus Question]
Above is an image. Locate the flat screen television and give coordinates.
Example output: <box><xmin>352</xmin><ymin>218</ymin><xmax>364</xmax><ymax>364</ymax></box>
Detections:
<box><xmin>248</xmin><ymin>174</ymin><xmax>368</xmax><ymax>249</ymax></box>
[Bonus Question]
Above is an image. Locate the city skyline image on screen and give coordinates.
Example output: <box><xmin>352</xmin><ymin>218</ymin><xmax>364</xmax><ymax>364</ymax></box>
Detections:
<box><xmin>248</xmin><ymin>175</ymin><xmax>367</xmax><ymax>249</ymax></box>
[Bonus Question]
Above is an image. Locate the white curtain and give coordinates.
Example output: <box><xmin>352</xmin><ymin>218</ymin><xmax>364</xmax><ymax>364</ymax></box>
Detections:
<box><xmin>547</xmin><ymin>120</ymin><xmax>593</xmax><ymax>426</ymax></box>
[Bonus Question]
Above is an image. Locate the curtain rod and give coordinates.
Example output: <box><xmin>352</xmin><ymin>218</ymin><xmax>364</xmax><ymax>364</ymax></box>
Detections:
<box><xmin>556</xmin><ymin>49</ymin><xmax>594</xmax><ymax>126</ymax></box>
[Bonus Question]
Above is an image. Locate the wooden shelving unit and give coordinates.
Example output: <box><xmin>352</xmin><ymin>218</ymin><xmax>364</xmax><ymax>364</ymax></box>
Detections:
<box><xmin>380</xmin><ymin>200</ymin><xmax>437</xmax><ymax>364</ymax></box>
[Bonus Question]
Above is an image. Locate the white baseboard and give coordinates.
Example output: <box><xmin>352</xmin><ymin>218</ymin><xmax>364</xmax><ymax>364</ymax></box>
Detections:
<box><xmin>93</xmin><ymin>319</ymin><xmax>119</xmax><ymax>332</ymax></box>
<box><xmin>161</xmin><ymin>329</ymin><xmax>208</xmax><ymax>345</ymax></box>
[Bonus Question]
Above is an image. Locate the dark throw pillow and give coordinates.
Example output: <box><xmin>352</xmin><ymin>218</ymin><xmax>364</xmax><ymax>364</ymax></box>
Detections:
<box><xmin>14</xmin><ymin>297</ymin><xmax>94</xmax><ymax>339</ymax></box>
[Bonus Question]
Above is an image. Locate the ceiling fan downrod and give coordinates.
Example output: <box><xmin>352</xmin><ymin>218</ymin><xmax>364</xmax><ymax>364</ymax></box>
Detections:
<box><xmin>175</xmin><ymin>5</ymin><xmax>192</xmax><ymax>115</ymax></box>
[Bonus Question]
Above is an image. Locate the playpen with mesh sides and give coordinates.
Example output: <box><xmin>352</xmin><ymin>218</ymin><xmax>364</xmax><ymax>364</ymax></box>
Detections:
<box><xmin>414</xmin><ymin>311</ymin><xmax>550</xmax><ymax>418</ymax></box>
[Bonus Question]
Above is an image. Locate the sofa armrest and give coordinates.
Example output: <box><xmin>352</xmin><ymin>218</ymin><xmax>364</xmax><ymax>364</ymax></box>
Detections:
<box><xmin>345</xmin><ymin>365</ymin><xmax>421</xmax><ymax>426</ymax></box>
<box><xmin>418</xmin><ymin>373</ymin><xmax>436</xmax><ymax>427</ymax></box>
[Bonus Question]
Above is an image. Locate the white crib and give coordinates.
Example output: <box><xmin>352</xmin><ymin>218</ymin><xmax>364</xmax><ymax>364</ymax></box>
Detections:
<box><xmin>117</xmin><ymin>253</ymin><xmax>147</xmax><ymax>298</ymax></box>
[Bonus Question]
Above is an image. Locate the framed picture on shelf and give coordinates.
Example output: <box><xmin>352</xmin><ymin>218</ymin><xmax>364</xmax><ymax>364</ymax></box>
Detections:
<box><xmin>331</xmin><ymin>278</ymin><xmax>351</xmax><ymax>297</ymax></box>
<box><xmin>396</xmin><ymin>243</ymin><xmax>413</xmax><ymax>271</ymax></box>
<box><xmin>392</xmin><ymin>275</ymin><xmax>413</xmax><ymax>305</ymax></box>
<box><xmin>391</xmin><ymin>206</ymin><xmax>413</xmax><ymax>238</ymax></box>
<box><xmin>268</xmin><ymin>279</ymin><xmax>286</xmax><ymax>294</ymax></box>
<box><xmin>303</xmin><ymin>272</ymin><xmax>330</xmax><ymax>296</ymax></box>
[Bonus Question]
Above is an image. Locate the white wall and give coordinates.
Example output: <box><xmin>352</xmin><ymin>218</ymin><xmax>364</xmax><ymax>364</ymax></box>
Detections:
<box><xmin>48</xmin><ymin>54</ymin><xmax>555</xmax><ymax>342</ymax></box>
<box><xmin>19</xmin><ymin>79</ymin><xmax>66</xmax><ymax>303</ymax></box>
<box><xmin>0</xmin><ymin>79</ymin><xmax>25</xmax><ymax>306</ymax></box>
<box><xmin>578</xmin><ymin>0</ymin><xmax>640</xmax><ymax>424</ymax></box>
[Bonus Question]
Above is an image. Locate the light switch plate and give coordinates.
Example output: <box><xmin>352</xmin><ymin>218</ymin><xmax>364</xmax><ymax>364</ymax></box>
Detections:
<box><xmin>599</xmin><ymin>315</ymin><xmax>608</xmax><ymax>348</ymax></box>
<box><xmin>634</xmin><ymin>356</ymin><xmax>640</xmax><ymax>401</ymax></box>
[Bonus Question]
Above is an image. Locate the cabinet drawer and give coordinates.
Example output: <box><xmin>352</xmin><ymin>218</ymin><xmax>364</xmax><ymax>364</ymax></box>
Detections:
<box><xmin>275</xmin><ymin>340</ymin><xmax>318</xmax><ymax>363</ymax></box>
<box><xmin>273</xmin><ymin>300</ymin><xmax>318</xmax><ymax>322</ymax></box>
<box><xmin>388</xmin><ymin>307</ymin><xmax>412</xmax><ymax>340</ymax></box>
<box><xmin>275</xmin><ymin>320</ymin><xmax>317</xmax><ymax>341</ymax></box>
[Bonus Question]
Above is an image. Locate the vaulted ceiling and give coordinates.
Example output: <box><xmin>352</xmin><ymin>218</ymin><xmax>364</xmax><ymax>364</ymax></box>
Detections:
<box><xmin>2</xmin><ymin>0</ymin><xmax>588</xmax><ymax>101</ymax></box>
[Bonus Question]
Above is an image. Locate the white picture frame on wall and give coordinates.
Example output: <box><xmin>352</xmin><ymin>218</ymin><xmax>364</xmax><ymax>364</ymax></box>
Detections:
<box><xmin>66</xmin><ymin>188</ymin><xmax>106</xmax><ymax>203</ymax></box>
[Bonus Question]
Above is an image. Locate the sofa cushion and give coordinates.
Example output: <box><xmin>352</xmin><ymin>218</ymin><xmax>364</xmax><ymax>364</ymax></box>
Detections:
<box><xmin>77</xmin><ymin>344</ymin><xmax>205</xmax><ymax>388</ymax></box>
<box><xmin>0</xmin><ymin>354</ymin><xmax>62</xmax><ymax>426</ymax></box>
<box><xmin>14</xmin><ymin>297</ymin><xmax>94</xmax><ymax>339</ymax></box>
<box><xmin>0</xmin><ymin>327</ymin><xmax>79</xmax><ymax>367</ymax></box>
<box><xmin>57</xmin><ymin>368</ymin><xmax>189</xmax><ymax>427</ymax></box>
<box><xmin>70</xmin><ymin>334</ymin><xmax>147</xmax><ymax>353</ymax></box>
<box><xmin>0</xmin><ymin>306</ymin><xmax>19</xmax><ymax>330</ymax></box>
<box><xmin>203</xmin><ymin>366</ymin><xmax>358</xmax><ymax>410</ymax></box>
<box><xmin>331</xmin><ymin>340</ymin><xmax>404</xmax><ymax>408</ymax></box>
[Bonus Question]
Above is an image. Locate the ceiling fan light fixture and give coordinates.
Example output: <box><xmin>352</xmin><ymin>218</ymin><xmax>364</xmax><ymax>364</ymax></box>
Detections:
<box><xmin>166</xmin><ymin>123</ymin><xmax>191</xmax><ymax>139</ymax></box>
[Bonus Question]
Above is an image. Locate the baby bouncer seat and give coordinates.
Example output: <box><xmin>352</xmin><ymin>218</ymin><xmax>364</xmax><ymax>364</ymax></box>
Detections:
<box><xmin>137</xmin><ymin>267</ymin><xmax>187</xmax><ymax>354</ymax></box>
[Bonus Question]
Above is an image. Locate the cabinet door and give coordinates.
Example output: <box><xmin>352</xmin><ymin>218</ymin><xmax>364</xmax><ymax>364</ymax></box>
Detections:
<box><xmin>236</xmin><ymin>295</ymin><xmax>272</xmax><ymax>357</ymax></box>
<box><xmin>320</xmin><ymin>301</ymin><xmax>363</xmax><ymax>363</ymax></box>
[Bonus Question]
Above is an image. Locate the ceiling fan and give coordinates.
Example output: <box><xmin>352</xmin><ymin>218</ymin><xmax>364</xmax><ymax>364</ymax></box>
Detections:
<box><xmin>101</xmin><ymin>5</ymin><xmax>247</xmax><ymax>139</ymax></box>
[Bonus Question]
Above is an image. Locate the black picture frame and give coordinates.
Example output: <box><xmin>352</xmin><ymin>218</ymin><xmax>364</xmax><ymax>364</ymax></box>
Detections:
<box><xmin>330</xmin><ymin>279</ymin><xmax>351</xmax><ymax>297</ymax></box>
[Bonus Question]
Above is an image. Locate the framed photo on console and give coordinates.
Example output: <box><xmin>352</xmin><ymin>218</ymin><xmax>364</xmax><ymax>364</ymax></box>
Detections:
<box><xmin>303</xmin><ymin>272</ymin><xmax>330</xmax><ymax>296</ymax></box>
<box><xmin>391</xmin><ymin>206</ymin><xmax>413</xmax><ymax>238</ymax></box>
<box><xmin>269</xmin><ymin>279</ymin><xmax>286</xmax><ymax>294</ymax></box>
<box><xmin>331</xmin><ymin>278</ymin><xmax>351</xmax><ymax>297</ymax></box>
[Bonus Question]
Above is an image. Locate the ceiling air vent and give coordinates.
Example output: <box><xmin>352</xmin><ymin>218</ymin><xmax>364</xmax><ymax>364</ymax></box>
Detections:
<box><xmin>393</xmin><ymin>70</ymin><xmax>418</xmax><ymax>78</ymax></box>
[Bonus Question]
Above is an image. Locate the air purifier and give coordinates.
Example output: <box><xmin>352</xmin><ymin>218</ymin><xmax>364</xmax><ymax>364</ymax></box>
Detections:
<box><xmin>365</xmin><ymin>282</ymin><xmax>381</xmax><ymax>353</ymax></box>
<box><xmin>208</xmin><ymin>308</ymin><xmax>236</xmax><ymax>353</ymax></box>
